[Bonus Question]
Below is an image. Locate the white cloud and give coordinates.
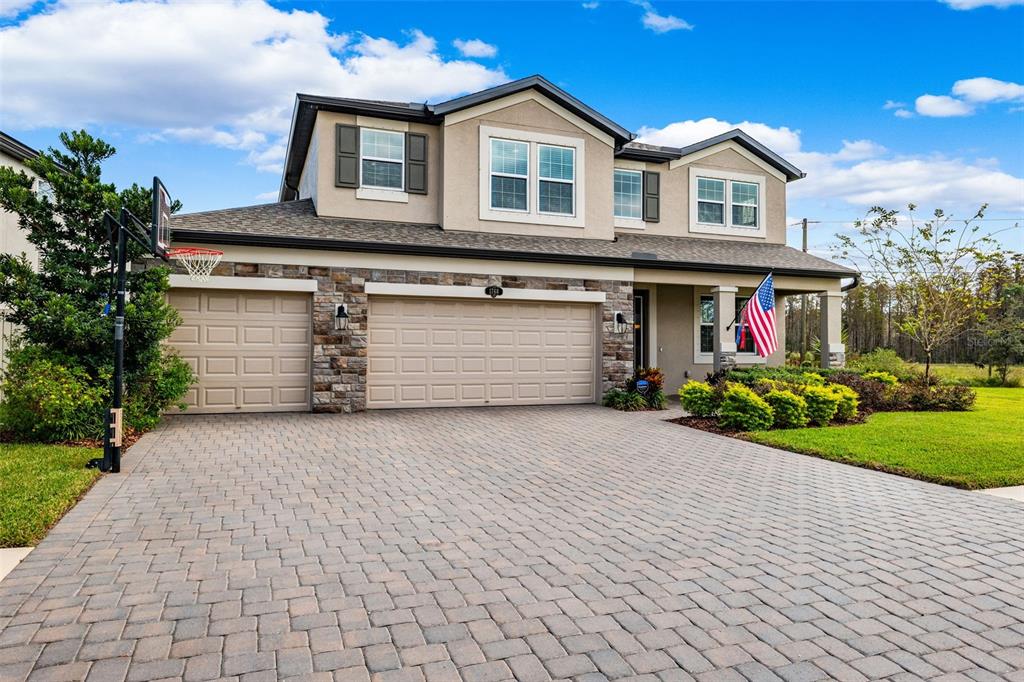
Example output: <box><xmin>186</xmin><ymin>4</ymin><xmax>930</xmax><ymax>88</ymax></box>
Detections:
<box><xmin>882</xmin><ymin>100</ymin><xmax>906</xmax><ymax>110</ymax></box>
<box><xmin>581</xmin><ymin>1</ymin><xmax>600</xmax><ymax>8</ymax></box>
<box><xmin>915</xmin><ymin>94</ymin><xmax>975</xmax><ymax>117</ymax></box>
<box><xmin>0</xmin><ymin>0</ymin><xmax>37</xmax><ymax>18</ymax></box>
<box><xmin>951</xmin><ymin>76</ymin><xmax>1024</xmax><ymax>103</ymax></box>
<box><xmin>894</xmin><ymin>109</ymin><xmax>915</xmax><ymax>119</ymax></box>
<box><xmin>638</xmin><ymin>117</ymin><xmax>1024</xmax><ymax>214</ymax></box>
<box><xmin>452</xmin><ymin>38</ymin><xmax>497</xmax><ymax>58</ymax></box>
<box><xmin>636</xmin><ymin>117</ymin><xmax>802</xmax><ymax>155</ymax></box>
<box><xmin>255</xmin><ymin>190</ymin><xmax>279</xmax><ymax>202</ymax></box>
<box><xmin>632</xmin><ymin>0</ymin><xmax>693</xmax><ymax>33</ymax></box>
<box><xmin>0</xmin><ymin>0</ymin><xmax>507</xmax><ymax>173</ymax></box>
<box><xmin>941</xmin><ymin>0</ymin><xmax>1022</xmax><ymax>9</ymax></box>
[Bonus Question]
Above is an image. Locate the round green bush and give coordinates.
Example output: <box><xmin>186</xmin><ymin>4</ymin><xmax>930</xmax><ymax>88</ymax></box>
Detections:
<box><xmin>829</xmin><ymin>384</ymin><xmax>860</xmax><ymax>421</ymax></box>
<box><xmin>679</xmin><ymin>381</ymin><xmax>718</xmax><ymax>417</ymax></box>
<box><xmin>863</xmin><ymin>370</ymin><xmax>899</xmax><ymax>386</ymax></box>
<box><xmin>764</xmin><ymin>389</ymin><xmax>809</xmax><ymax>428</ymax></box>
<box><xmin>802</xmin><ymin>385</ymin><xmax>840</xmax><ymax>425</ymax></box>
<box><xmin>718</xmin><ymin>384</ymin><xmax>774</xmax><ymax>431</ymax></box>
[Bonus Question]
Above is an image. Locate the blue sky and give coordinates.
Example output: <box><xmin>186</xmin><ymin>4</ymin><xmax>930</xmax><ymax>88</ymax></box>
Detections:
<box><xmin>1</xmin><ymin>0</ymin><xmax>1022</xmax><ymax>254</ymax></box>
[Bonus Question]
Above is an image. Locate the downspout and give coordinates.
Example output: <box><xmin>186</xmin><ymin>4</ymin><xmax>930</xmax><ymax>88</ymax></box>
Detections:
<box><xmin>841</xmin><ymin>273</ymin><xmax>860</xmax><ymax>292</ymax></box>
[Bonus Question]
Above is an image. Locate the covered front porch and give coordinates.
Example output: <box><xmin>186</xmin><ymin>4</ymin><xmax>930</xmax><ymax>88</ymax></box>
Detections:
<box><xmin>630</xmin><ymin>269</ymin><xmax>849</xmax><ymax>391</ymax></box>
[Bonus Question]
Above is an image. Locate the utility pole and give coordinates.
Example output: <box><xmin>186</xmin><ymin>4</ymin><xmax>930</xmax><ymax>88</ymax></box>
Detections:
<box><xmin>800</xmin><ymin>218</ymin><xmax>809</xmax><ymax>361</ymax></box>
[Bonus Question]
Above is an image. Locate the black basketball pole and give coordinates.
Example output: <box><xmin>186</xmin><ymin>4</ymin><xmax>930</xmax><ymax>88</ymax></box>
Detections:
<box><xmin>99</xmin><ymin>207</ymin><xmax>164</xmax><ymax>473</ymax></box>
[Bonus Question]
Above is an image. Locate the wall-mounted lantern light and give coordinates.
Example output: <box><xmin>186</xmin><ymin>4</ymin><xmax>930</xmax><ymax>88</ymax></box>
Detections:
<box><xmin>613</xmin><ymin>311</ymin><xmax>630</xmax><ymax>334</ymax></box>
<box><xmin>335</xmin><ymin>303</ymin><xmax>350</xmax><ymax>330</ymax></box>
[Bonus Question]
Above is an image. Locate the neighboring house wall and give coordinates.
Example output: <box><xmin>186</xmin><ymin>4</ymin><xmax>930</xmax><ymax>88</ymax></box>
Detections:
<box><xmin>1</xmin><ymin>150</ymin><xmax>41</xmax><ymax>375</ymax></box>
<box><xmin>312</xmin><ymin>112</ymin><xmax>442</xmax><ymax>224</ymax></box>
<box><xmin>442</xmin><ymin>96</ymin><xmax>616</xmax><ymax>241</ymax></box>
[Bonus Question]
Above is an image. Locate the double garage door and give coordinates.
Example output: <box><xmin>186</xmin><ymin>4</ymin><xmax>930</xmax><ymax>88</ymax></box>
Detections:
<box><xmin>169</xmin><ymin>289</ymin><xmax>598</xmax><ymax>412</ymax></box>
<box><xmin>366</xmin><ymin>297</ymin><xmax>598</xmax><ymax>408</ymax></box>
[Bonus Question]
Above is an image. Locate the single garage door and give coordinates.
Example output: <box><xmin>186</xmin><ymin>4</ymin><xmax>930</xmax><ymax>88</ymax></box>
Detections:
<box><xmin>367</xmin><ymin>296</ymin><xmax>597</xmax><ymax>409</ymax></box>
<box><xmin>168</xmin><ymin>289</ymin><xmax>312</xmax><ymax>413</ymax></box>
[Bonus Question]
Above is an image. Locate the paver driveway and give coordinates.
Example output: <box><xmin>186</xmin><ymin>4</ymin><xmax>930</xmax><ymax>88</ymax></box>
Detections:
<box><xmin>1</xmin><ymin>406</ymin><xmax>1023</xmax><ymax>682</ymax></box>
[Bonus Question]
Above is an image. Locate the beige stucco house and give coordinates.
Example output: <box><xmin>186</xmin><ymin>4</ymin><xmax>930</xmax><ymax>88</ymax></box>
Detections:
<box><xmin>168</xmin><ymin>76</ymin><xmax>856</xmax><ymax>414</ymax></box>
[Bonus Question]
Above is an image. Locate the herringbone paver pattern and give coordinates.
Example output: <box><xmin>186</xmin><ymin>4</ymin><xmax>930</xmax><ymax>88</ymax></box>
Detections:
<box><xmin>1</xmin><ymin>406</ymin><xmax>1022</xmax><ymax>682</ymax></box>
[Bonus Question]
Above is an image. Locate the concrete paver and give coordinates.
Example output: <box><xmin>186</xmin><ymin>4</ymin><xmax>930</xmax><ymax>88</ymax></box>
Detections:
<box><xmin>1</xmin><ymin>405</ymin><xmax>1022</xmax><ymax>680</ymax></box>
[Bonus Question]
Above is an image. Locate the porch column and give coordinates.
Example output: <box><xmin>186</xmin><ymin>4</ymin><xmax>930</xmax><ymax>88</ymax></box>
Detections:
<box><xmin>712</xmin><ymin>285</ymin><xmax>738</xmax><ymax>373</ymax></box>
<box><xmin>818</xmin><ymin>291</ymin><xmax>846</xmax><ymax>368</ymax></box>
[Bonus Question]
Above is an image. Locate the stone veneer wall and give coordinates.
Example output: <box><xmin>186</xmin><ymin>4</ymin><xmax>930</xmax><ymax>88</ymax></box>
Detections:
<box><xmin>163</xmin><ymin>259</ymin><xmax>633</xmax><ymax>413</ymax></box>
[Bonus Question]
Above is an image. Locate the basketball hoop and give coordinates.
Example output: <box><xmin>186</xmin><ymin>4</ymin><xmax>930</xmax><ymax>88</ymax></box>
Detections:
<box><xmin>166</xmin><ymin>247</ymin><xmax>223</xmax><ymax>282</ymax></box>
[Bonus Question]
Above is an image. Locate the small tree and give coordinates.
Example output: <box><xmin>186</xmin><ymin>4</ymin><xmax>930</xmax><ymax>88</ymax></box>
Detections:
<box><xmin>0</xmin><ymin>131</ymin><xmax>193</xmax><ymax>438</ymax></box>
<box><xmin>834</xmin><ymin>205</ymin><xmax>1007</xmax><ymax>380</ymax></box>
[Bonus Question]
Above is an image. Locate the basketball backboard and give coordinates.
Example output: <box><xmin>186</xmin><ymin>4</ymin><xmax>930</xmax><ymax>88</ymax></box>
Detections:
<box><xmin>152</xmin><ymin>176</ymin><xmax>171</xmax><ymax>257</ymax></box>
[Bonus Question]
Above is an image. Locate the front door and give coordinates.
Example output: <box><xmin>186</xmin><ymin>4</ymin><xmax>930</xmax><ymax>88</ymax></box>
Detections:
<box><xmin>633</xmin><ymin>290</ymin><xmax>649</xmax><ymax>372</ymax></box>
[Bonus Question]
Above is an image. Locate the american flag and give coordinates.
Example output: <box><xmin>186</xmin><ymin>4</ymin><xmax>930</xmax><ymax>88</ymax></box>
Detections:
<box><xmin>743</xmin><ymin>273</ymin><xmax>778</xmax><ymax>357</ymax></box>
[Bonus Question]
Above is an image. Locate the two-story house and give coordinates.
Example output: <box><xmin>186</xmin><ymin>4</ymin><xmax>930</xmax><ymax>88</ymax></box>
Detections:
<box><xmin>168</xmin><ymin>76</ymin><xmax>856</xmax><ymax>414</ymax></box>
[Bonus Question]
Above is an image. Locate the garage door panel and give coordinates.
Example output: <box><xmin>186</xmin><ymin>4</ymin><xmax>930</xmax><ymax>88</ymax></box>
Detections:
<box><xmin>368</xmin><ymin>296</ymin><xmax>597</xmax><ymax>408</ymax></box>
<box><xmin>169</xmin><ymin>289</ymin><xmax>311</xmax><ymax>414</ymax></box>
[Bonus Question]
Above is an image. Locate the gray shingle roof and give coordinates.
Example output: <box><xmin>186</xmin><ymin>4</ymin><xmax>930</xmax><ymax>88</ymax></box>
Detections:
<box><xmin>172</xmin><ymin>199</ymin><xmax>856</xmax><ymax>278</ymax></box>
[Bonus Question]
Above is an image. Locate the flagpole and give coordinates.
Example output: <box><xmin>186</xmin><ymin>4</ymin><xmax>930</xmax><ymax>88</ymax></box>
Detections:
<box><xmin>726</xmin><ymin>271</ymin><xmax>773</xmax><ymax>332</ymax></box>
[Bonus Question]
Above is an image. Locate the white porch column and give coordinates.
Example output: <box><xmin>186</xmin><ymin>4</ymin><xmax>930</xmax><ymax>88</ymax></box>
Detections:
<box><xmin>712</xmin><ymin>285</ymin><xmax>738</xmax><ymax>373</ymax></box>
<box><xmin>818</xmin><ymin>291</ymin><xmax>846</xmax><ymax>368</ymax></box>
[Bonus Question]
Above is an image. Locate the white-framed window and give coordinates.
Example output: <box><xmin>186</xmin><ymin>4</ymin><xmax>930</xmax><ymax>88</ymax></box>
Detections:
<box><xmin>695</xmin><ymin>291</ymin><xmax>762</xmax><ymax>364</ymax></box>
<box><xmin>360</xmin><ymin>128</ymin><xmax>404</xmax><ymax>190</ymax></box>
<box><xmin>731</xmin><ymin>181</ymin><xmax>759</xmax><ymax>228</ymax></box>
<box><xmin>34</xmin><ymin>179</ymin><xmax>54</xmax><ymax>203</ymax></box>
<box><xmin>478</xmin><ymin>125</ymin><xmax>586</xmax><ymax>228</ymax></box>
<box><xmin>613</xmin><ymin>169</ymin><xmax>642</xmax><ymax>220</ymax></box>
<box><xmin>696</xmin><ymin>177</ymin><xmax>725</xmax><ymax>225</ymax></box>
<box><xmin>490</xmin><ymin>138</ymin><xmax>529</xmax><ymax>211</ymax></box>
<box><xmin>538</xmin><ymin>144</ymin><xmax>574</xmax><ymax>215</ymax></box>
<box><xmin>689</xmin><ymin>168</ymin><xmax>766</xmax><ymax>237</ymax></box>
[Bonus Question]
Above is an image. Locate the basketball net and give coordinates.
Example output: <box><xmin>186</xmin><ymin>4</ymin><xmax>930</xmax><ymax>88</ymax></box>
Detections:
<box><xmin>165</xmin><ymin>247</ymin><xmax>224</xmax><ymax>282</ymax></box>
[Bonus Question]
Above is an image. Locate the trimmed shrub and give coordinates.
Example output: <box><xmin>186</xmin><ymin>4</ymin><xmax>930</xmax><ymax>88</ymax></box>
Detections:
<box><xmin>764</xmin><ymin>389</ymin><xmax>809</xmax><ymax>429</ymax></box>
<box><xmin>863</xmin><ymin>370</ymin><xmax>899</xmax><ymax>386</ymax></box>
<box><xmin>645</xmin><ymin>389</ymin><xmax>668</xmax><ymax>411</ymax></box>
<box><xmin>723</xmin><ymin>366</ymin><xmax>832</xmax><ymax>387</ymax></box>
<box><xmin>602</xmin><ymin>388</ymin><xmax>649</xmax><ymax>412</ymax></box>
<box><xmin>0</xmin><ymin>346</ymin><xmax>107</xmax><ymax>442</ymax></box>
<box><xmin>829</xmin><ymin>384</ymin><xmax>860</xmax><ymax>422</ymax></box>
<box><xmin>719</xmin><ymin>384</ymin><xmax>774</xmax><ymax>431</ymax></box>
<box><xmin>679</xmin><ymin>381</ymin><xmax>718</xmax><ymax>417</ymax></box>
<box><xmin>829</xmin><ymin>372</ymin><xmax>894</xmax><ymax>413</ymax></box>
<box><xmin>850</xmin><ymin>348</ymin><xmax>914</xmax><ymax>379</ymax></box>
<box><xmin>901</xmin><ymin>383</ymin><xmax>976</xmax><ymax>411</ymax></box>
<box><xmin>803</xmin><ymin>385</ymin><xmax>840</xmax><ymax>425</ymax></box>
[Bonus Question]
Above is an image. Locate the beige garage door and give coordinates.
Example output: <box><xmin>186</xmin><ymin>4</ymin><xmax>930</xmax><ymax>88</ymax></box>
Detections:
<box><xmin>367</xmin><ymin>296</ymin><xmax>597</xmax><ymax>409</ymax></box>
<box><xmin>168</xmin><ymin>289</ymin><xmax>312</xmax><ymax>413</ymax></box>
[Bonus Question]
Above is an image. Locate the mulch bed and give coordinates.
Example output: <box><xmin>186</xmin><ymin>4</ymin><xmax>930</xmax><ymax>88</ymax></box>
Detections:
<box><xmin>666</xmin><ymin>416</ymin><xmax>741</xmax><ymax>436</ymax></box>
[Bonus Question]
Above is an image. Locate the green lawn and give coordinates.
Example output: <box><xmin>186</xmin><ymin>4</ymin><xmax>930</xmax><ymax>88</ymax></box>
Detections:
<box><xmin>745</xmin><ymin>388</ymin><xmax>1024</xmax><ymax>489</ymax></box>
<box><xmin>0</xmin><ymin>444</ymin><xmax>101</xmax><ymax>548</ymax></box>
<box><xmin>923</xmin><ymin>363</ymin><xmax>1021</xmax><ymax>387</ymax></box>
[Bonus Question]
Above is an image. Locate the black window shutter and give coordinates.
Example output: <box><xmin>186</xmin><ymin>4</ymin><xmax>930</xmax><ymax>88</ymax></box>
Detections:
<box><xmin>643</xmin><ymin>171</ymin><xmax>660</xmax><ymax>222</ymax></box>
<box><xmin>335</xmin><ymin>124</ymin><xmax>359</xmax><ymax>188</ymax></box>
<box><xmin>406</xmin><ymin>133</ymin><xmax>428</xmax><ymax>194</ymax></box>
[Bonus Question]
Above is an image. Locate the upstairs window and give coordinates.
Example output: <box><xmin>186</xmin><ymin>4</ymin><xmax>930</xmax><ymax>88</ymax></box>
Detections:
<box><xmin>690</xmin><ymin>169</ymin><xmax>765</xmax><ymax>236</ymax></box>
<box><xmin>490</xmin><ymin>139</ymin><xmax>529</xmax><ymax>211</ymax></box>
<box><xmin>360</xmin><ymin>129</ymin><xmax>404</xmax><ymax>190</ymax></box>
<box><xmin>696</xmin><ymin>177</ymin><xmax>725</xmax><ymax>225</ymax></box>
<box><xmin>614</xmin><ymin>169</ymin><xmax>642</xmax><ymax>219</ymax></box>
<box><xmin>731</xmin><ymin>181</ymin><xmax>759</xmax><ymax>227</ymax></box>
<box><xmin>538</xmin><ymin>145</ymin><xmax>574</xmax><ymax>215</ymax></box>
